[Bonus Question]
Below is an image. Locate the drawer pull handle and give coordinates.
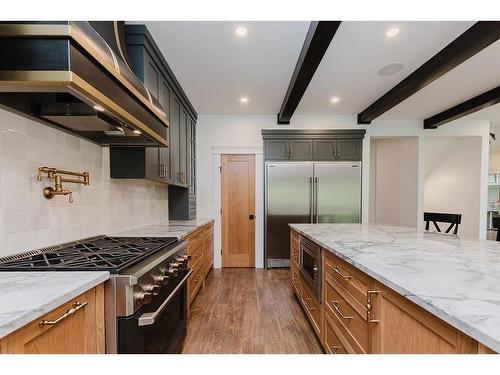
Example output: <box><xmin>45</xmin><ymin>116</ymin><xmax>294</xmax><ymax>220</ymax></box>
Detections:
<box><xmin>39</xmin><ymin>301</ymin><xmax>88</xmax><ymax>326</ymax></box>
<box><xmin>303</xmin><ymin>297</ymin><xmax>317</xmax><ymax>311</ymax></box>
<box><xmin>332</xmin><ymin>265</ymin><xmax>352</xmax><ymax>280</ymax></box>
<box><xmin>330</xmin><ymin>345</ymin><xmax>341</xmax><ymax>354</ymax></box>
<box><xmin>329</xmin><ymin>300</ymin><xmax>353</xmax><ymax>320</ymax></box>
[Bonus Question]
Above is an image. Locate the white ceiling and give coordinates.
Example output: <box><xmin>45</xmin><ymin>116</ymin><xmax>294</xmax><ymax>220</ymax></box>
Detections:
<box><xmin>296</xmin><ymin>21</ymin><xmax>474</xmax><ymax>115</ymax></box>
<box><xmin>132</xmin><ymin>21</ymin><xmax>500</xmax><ymax>123</ymax></box>
<box><xmin>137</xmin><ymin>21</ymin><xmax>309</xmax><ymax>114</ymax></box>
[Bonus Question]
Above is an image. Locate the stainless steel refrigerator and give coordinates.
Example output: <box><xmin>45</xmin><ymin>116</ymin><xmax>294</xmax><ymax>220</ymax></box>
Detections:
<box><xmin>264</xmin><ymin>162</ymin><xmax>361</xmax><ymax>268</ymax></box>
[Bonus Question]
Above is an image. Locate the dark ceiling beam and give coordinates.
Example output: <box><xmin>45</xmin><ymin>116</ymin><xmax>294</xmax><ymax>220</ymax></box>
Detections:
<box><xmin>277</xmin><ymin>21</ymin><xmax>341</xmax><ymax>124</ymax></box>
<box><xmin>357</xmin><ymin>21</ymin><xmax>500</xmax><ymax>125</ymax></box>
<box><xmin>424</xmin><ymin>86</ymin><xmax>500</xmax><ymax>129</ymax></box>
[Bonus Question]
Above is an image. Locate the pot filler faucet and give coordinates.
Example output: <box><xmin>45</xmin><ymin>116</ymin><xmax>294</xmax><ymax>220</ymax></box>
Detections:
<box><xmin>37</xmin><ymin>167</ymin><xmax>90</xmax><ymax>203</ymax></box>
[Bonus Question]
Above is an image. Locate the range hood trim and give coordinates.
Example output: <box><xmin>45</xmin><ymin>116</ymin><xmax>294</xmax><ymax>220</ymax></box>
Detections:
<box><xmin>0</xmin><ymin>70</ymin><xmax>169</xmax><ymax>147</ymax></box>
<box><xmin>0</xmin><ymin>22</ymin><xmax>169</xmax><ymax>131</ymax></box>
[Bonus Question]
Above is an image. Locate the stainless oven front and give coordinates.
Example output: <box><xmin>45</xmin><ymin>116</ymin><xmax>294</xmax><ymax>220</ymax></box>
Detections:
<box><xmin>299</xmin><ymin>238</ymin><xmax>321</xmax><ymax>300</ymax></box>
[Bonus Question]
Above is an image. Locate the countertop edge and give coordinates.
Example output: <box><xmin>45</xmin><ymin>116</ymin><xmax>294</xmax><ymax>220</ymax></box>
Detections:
<box><xmin>289</xmin><ymin>224</ymin><xmax>500</xmax><ymax>353</ymax></box>
<box><xmin>178</xmin><ymin>218</ymin><xmax>215</xmax><ymax>239</ymax></box>
<box><xmin>0</xmin><ymin>271</ymin><xmax>109</xmax><ymax>339</ymax></box>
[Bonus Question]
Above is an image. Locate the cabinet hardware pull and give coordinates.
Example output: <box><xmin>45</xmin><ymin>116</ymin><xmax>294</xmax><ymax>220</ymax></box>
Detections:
<box><xmin>330</xmin><ymin>345</ymin><xmax>341</xmax><ymax>354</ymax></box>
<box><xmin>367</xmin><ymin>311</ymin><xmax>379</xmax><ymax>324</ymax></box>
<box><xmin>303</xmin><ymin>297</ymin><xmax>317</xmax><ymax>310</ymax></box>
<box><xmin>39</xmin><ymin>301</ymin><xmax>88</xmax><ymax>326</ymax></box>
<box><xmin>329</xmin><ymin>300</ymin><xmax>353</xmax><ymax>320</ymax></box>
<box><xmin>331</xmin><ymin>265</ymin><xmax>352</xmax><ymax>280</ymax></box>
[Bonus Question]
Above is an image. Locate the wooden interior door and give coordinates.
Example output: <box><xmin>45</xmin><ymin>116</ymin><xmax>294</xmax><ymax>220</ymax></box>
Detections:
<box><xmin>221</xmin><ymin>154</ymin><xmax>255</xmax><ymax>267</ymax></box>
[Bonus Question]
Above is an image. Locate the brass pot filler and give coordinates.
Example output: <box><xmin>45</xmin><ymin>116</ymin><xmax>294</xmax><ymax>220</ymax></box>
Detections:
<box><xmin>37</xmin><ymin>167</ymin><xmax>90</xmax><ymax>203</ymax></box>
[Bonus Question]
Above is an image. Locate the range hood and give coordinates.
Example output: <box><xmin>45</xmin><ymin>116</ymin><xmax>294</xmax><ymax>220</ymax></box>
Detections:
<box><xmin>0</xmin><ymin>21</ymin><xmax>168</xmax><ymax>146</ymax></box>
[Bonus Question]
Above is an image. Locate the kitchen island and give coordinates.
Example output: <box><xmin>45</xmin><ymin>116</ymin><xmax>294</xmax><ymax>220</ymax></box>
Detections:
<box><xmin>289</xmin><ymin>223</ymin><xmax>500</xmax><ymax>354</ymax></box>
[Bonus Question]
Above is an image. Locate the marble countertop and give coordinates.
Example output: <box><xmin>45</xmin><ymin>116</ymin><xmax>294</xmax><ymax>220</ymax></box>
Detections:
<box><xmin>0</xmin><ymin>271</ymin><xmax>109</xmax><ymax>339</ymax></box>
<box><xmin>289</xmin><ymin>223</ymin><xmax>500</xmax><ymax>352</ymax></box>
<box><xmin>114</xmin><ymin>218</ymin><xmax>214</xmax><ymax>239</ymax></box>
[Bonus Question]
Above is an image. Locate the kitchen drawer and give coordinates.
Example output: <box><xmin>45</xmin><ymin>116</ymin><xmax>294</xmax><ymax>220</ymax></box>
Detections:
<box><xmin>324</xmin><ymin>311</ymin><xmax>356</xmax><ymax>354</ymax></box>
<box><xmin>188</xmin><ymin>240</ymin><xmax>204</xmax><ymax>270</ymax></box>
<box><xmin>324</xmin><ymin>251</ymin><xmax>369</xmax><ymax>308</ymax></box>
<box><xmin>188</xmin><ymin>265</ymin><xmax>204</xmax><ymax>305</ymax></box>
<box><xmin>301</xmin><ymin>281</ymin><xmax>322</xmax><ymax>337</ymax></box>
<box><xmin>324</xmin><ymin>273</ymin><xmax>368</xmax><ymax>353</ymax></box>
<box><xmin>290</xmin><ymin>264</ymin><xmax>301</xmax><ymax>298</ymax></box>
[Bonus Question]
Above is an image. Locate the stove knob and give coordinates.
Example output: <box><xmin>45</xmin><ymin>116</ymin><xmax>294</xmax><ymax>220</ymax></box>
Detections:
<box><xmin>144</xmin><ymin>284</ymin><xmax>161</xmax><ymax>296</ymax></box>
<box><xmin>167</xmin><ymin>266</ymin><xmax>179</xmax><ymax>277</ymax></box>
<box><xmin>153</xmin><ymin>274</ymin><xmax>170</xmax><ymax>286</ymax></box>
<box><xmin>134</xmin><ymin>291</ymin><xmax>153</xmax><ymax>305</ymax></box>
<box><xmin>181</xmin><ymin>255</ymin><xmax>192</xmax><ymax>261</ymax></box>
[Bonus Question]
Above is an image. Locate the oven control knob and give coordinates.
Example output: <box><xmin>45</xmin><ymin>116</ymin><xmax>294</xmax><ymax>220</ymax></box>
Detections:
<box><xmin>134</xmin><ymin>291</ymin><xmax>153</xmax><ymax>305</ymax></box>
<box><xmin>181</xmin><ymin>255</ymin><xmax>191</xmax><ymax>261</ymax></box>
<box><xmin>167</xmin><ymin>266</ymin><xmax>179</xmax><ymax>277</ymax></box>
<box><xmin>170</xmin><ymin>261</ymin><xmax>183</xmax><ymax>271</ymax></box>
<box><xmin>153</xmin><ymin>274</ymin><xmax>170</xmax><ymax>286</ymax></box>
<box><xmin>144</xmin><ymin>284</ymin><xmax>161</xmax><ymax>296</ymax></box>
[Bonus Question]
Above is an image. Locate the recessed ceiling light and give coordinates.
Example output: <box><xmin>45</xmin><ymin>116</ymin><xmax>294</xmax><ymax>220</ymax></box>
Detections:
<box><xmin>330</xmin><ymin>97</ymin><xmax>340</xmax><ymax>104</ymax></box>
<box><xmin>235</xmin><ymin>26</ymin><xmax>247</xmax><ymax>37</ymax></box>
<box><xmin>240</xmin><ymin>97</ymin><xmax>249</xmax><ymax>104</ymax></box>
<box><xmin>93</xmin><ymin>105</ymin><xmax>105</xmax><ymax>112</ymax></box>
<box><xmin>386</xmin><ymin>27</ymin><xmax>400</xmax><ymax>38</ymax></box>
<box><xmin>133</xmin><ymin>129</ymin><xmax>142</xmax><ymax>135</ymax></box>
<box><xmin>378</xmin><ymin>62</ymin><xmax>404</xmax><ymax>76</ymax></box>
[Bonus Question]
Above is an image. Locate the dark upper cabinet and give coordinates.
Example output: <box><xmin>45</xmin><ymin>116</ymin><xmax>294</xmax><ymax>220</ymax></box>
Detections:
<box><xmin>262</xmin><ymin>130</ymin><xmax>365</xmax><ymax>162</ymax></box>
<box><xmin>289</xmin><ymin>140</ymin><xmax>312</xmax><ymax>160</ymax></box>
<box><xmin>263</xmin><ymin>139</ymin><xmax>312</xmax><ymax>161</ymax></box>
<box><xmin>337</xmin><ymin>139</ymin><xmax>362</xmax><ymax>161</ymax></box>
<box><xmin>312</xmin><ymin>139</ymin><xmax>336</xmax><ymax>160</ymax></box>
<box><xmin>111</xmin><ymin>24</ymin><xmax>197</xmax><ymax>218</ymax></box>
<box><xmin>264</xmin><ymin>139</ymin><xmax>290</xmax><ymax>160</ymax></box>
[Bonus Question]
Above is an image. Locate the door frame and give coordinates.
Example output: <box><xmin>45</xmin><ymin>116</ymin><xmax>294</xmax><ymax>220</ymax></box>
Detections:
<box><xmin>212</xmin><ymin>146</ymin><xmax>263</xmax><ymax>268</ymax></box>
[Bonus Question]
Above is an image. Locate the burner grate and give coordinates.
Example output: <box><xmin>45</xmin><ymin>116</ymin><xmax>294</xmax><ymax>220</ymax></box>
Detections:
<box><xmin>0</xmin><ymin>236</ymin><xmax>179</xmax><ymax>273</ymax></box>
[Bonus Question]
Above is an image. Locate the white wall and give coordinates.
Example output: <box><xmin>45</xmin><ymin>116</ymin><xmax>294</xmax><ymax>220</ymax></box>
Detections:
<box><xmin>424</xmin><ymin>137</ymin><xmax>482</xmax><ymax>238</ymax></box>
<box><xmin>0</xmin><ymin>109</ymin><xmax>169</xmax><ymax>257</ymax></box>
<box><xmin>371</xmin><ymin>137</ymin><xmax>419</xmax><ymax>228</ymax></box>
<box><xmin>196</xmin><ymin>114</ymin><xmax>491</xmax><ymax>266</ymax></box>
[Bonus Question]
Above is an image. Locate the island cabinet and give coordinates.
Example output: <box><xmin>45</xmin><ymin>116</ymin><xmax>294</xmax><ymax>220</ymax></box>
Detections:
<box><xmin>186</xmin><ymin>222</ymin><xmax>214</xmax><ymax>306</ymax></box>
<box><xmin>0</xmin><ymin>285</ymin><xmax>104</xmax><ymax>354</ymax></box>
<box><xmin>289</xmin><ymin>229</ymin><xmax>497</xmax><ymax>354</ymax></box>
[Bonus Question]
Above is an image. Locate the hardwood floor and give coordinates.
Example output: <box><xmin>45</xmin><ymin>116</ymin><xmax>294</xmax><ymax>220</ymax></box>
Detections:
<box><xmin>182</xmin><ymin>268</ymin><xmax>323</xmax><ymax>354</ymax></box>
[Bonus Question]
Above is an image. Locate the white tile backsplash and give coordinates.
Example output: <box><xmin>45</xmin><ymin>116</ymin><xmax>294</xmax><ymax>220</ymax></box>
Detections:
<box><xmin>0</xmin><ymin>109</ymin><xmax>169</xmax><ymax>257</ymax></box>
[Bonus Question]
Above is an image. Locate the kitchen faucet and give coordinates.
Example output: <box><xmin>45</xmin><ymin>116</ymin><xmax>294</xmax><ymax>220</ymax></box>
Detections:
<box><xmin>37</xmin><ymin>166</ymin><xmax>90</xmax><ymax>203</ymax></box>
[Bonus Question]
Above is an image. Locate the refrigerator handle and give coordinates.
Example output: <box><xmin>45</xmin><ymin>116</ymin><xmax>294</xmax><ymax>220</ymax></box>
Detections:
<box><xmin>315</xmin><ymin>177</ymin><xmax>319</xmax><ymax>223</ymax></box>
<box><xmin>309</xmin><ymin>177</ymin><xmax>314</xmax><ymax>223</ymax></box>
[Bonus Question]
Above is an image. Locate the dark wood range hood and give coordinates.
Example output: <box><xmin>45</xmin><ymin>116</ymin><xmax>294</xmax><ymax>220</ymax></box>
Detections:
<box><xmin>0</xmin><ymin>21</ymin><xmax>169</xmax><ymax>147</ymax></box>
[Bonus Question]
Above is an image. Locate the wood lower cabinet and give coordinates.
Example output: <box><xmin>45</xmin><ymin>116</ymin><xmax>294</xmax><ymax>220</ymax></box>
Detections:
<box><xmin>289</xmin><ymin>230</ymin><xmax>497</xmax><ymax>354</ymax></box>
<box><xmin>369</xmin><ymin>281</ymin><xmax>478</xmax><ymax>354</ymax></box>
<box><xmin>0</xmin><ymin>285</ymin><xmax>104</xmax><ymax>354</ymax></box>
<box><xmin>186</xmin><ymin>222</ymin><xmax>214</xmax><ymax>306</ymax></box>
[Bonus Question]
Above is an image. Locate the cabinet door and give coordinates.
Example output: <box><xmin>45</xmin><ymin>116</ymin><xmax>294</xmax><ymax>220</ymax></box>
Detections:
<box><xmin>145</xmin><ymin>147</ymin><xmax>161</xmax><ymax>182</ymax></box>
<box><xmin>143</xmin><ymin>53</ymin><xmax>159</xmax><ymax>99</ymax></box>
<box><xmin>337</xmin><ymin>139</ymin><xmax>362</xmax><ymax>161</ymax></box>
<box><xmin>159</xmin><ymin>79</ymin><xmax>171</xmax><ymax>181</ymax></box>
<box><xmin>289</xmin><ymin>139</ymin><xmax>312</xmax><ymax>160</ymax></box>
<box><xmin>0</xmin><ymin>285</ymin><xmax>104</xmax><ymax>354</ymax></box>
<box><xmin>265</xmin><ymin>139</ymin><xmax>289</xmax><ymax>160</ymax></box>
<box><xmin>178</xmin><ymin>107</ymin><xmax>188</xmax><ymax>185</ymax></box>
<box><xmin>312</xmin><ymin>139</ymin><xmax>336</xmax><ymax>161</ymax></box>
<box><xmin>187</xmin><ymin>118</ymin><xmax>196</xmax><ymax>195</ymax></box>
<box><xmin>170</xmin><ymin>97</ymin><xmax>181</xmax><ymax>184</ymax></box>
<box><xmin>370</xmin><ymin>282</ymin><xmax>478</xmax><ymax>354</ymax></box>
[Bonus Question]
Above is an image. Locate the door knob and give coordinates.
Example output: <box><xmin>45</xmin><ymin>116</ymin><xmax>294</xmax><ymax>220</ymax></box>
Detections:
<box><xmin>249</xmin><ymin>214</ymin><xmax>255</xmax><ymax>220</ymax></box>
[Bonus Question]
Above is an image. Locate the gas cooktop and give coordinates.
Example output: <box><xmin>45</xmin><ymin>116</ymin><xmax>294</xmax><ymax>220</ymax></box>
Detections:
<box><xmin>0</xmin><ymin>236</ymin><xmax>179</xmax><ymax>273</ymax></box>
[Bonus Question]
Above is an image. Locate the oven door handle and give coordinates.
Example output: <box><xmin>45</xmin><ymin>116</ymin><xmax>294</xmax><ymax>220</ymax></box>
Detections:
<box><xmin>138</xmin><ymin>268</ymin><xmax>193</xmax><ymax>327</ymax></box>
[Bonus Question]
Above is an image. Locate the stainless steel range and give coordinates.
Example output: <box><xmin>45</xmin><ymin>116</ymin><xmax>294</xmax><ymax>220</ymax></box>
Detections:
<box><xmin>0</xmin><ymin>235</ymin><xmax>190</xmax><ymax>354</ymax></box>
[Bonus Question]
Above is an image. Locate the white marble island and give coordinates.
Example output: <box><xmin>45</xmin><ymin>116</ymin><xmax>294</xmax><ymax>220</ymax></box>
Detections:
<box><xmin>289</xmin><ymin>223</ymin><xmax>500</xmax><ymax>353</ymax></box>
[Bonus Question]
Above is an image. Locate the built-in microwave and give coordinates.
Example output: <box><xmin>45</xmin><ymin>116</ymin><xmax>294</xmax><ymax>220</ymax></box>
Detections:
<box><xmin>299</xmin><ymin>237</ymin><xmax>322</xmax><ymax>301</ymax></box>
